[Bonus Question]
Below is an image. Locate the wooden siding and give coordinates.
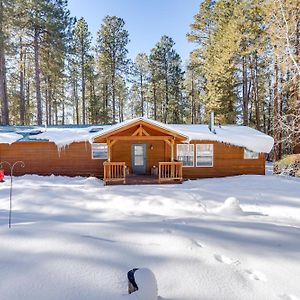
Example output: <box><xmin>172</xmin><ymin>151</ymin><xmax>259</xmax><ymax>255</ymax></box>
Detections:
<box><xmin>105</xmin><ymin>138</ymin><xmax>265</xmax><ymax>178</ymax></box>
<box><xmin>111</xmin><ymin>140</ymin><xmax>166</xmax><ymax>174</ymax></box>
<box><xmin>174</xmin><ymin>140</ymin><xmax>265</xmax><ymax>178</ymax></box>
<box><xmin>0</xmin><ymin>123</ymin><xmax>265</xmax><ymax>179</ymax></box>
<box><xmin>0</xmin><ymin>141</ymin><xmax>104</xmax><ymax>177</ymax></box>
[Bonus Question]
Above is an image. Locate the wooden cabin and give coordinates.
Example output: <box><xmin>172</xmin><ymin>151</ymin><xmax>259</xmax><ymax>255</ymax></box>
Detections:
<box><xmin>0</xmin><ymin>117</ymin><xmax>274</xmax><ymax>184</ymax></box>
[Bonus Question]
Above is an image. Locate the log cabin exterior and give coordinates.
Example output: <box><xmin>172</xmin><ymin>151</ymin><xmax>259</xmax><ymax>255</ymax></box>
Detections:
<box><xmin>0</xmin><ymin>117</ymin><xmax>273</xmax><ymax>184</ymax></box>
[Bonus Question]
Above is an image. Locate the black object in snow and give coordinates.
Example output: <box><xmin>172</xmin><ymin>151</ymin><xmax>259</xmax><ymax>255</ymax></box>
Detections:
<box><xmin>127</xmin><ymin>268</ymin><xmax>139</xmax><ymax>293</ymax></box>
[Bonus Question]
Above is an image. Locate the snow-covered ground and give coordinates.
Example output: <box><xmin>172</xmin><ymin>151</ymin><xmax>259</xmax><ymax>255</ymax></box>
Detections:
<box><xmin>0</xmin><ymin>172</ymin><xmax>300</xmax><ymax>300</ymax></box>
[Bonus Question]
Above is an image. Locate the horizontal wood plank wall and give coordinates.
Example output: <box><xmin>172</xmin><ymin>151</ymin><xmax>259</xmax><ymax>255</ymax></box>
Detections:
<box><xmin>111</xmin><ymin>140</ymin><xmax>165</xmax><ymax>174</ymax></box>
<box><xmin>0</xmin><ymin>138</ymin><xmax>266</xmax><ymax>179</ymax></box>
<box><xmin>0</xmin><ymin>142</ymin><xmax>104</xmax><ymax>177</ymax></box>
<box><xmin>175</xmin><ymin>140</ymin><xmax>265</xmax><ymax>178</ymax></box>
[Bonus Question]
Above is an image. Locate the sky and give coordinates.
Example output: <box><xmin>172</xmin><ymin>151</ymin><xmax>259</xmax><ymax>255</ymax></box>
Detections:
<box><xmin>67</xmin><ymin>0</ymin><xmax>200</xmax><ymax>64</ymax></box>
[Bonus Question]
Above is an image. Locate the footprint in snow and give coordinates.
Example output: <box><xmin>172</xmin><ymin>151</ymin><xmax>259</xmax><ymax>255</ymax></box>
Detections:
<box><xmin>278</xmin><ymin>294</ymin><xmax>299</xmax><ymax>300</ymax></box>
<box><xmin>245</xmin><ymin>269</ymin><xmax>267</xmax><ymax>282</ymax></box>
<box><xmin>193</xmin><ymin>240</ymin><xmax>203</xmax><ymax>248</ymax></box>
<box><xmin>214</xmin><ymin>254</ymin><xmax>237</xmax><ymax>265</ymax></box>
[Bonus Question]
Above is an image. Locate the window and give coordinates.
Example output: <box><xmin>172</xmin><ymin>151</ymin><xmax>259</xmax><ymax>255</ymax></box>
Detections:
<box><xmin>177</xmin><ymin>144</ymin><xmax>194</xmax><ymax>167</ymax></box>
<box><xmin>244</xmin><ymin>149</ymin><xmax>259</xmax><ymax>159</ymax></box>
<box><xmin>92</xmin><ymin>143</ymin><xmax>108</xmax><ymax>159</ymax></box>
<box><xmin>133</xmin><ymin>144</ymin><xmax>145</xmax><ymax>166</ymax></box>
<box><xmin>196</xmin><ymin>144</ymin><xmax>213</xmax><ymax>167</ymax></box>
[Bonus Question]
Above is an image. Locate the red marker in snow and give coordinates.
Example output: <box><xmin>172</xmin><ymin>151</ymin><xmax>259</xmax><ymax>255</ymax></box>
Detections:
<box><xmin>0</xmin><ymin>170</ymin><xmax>4</xmax><ymax>182</ymax></box>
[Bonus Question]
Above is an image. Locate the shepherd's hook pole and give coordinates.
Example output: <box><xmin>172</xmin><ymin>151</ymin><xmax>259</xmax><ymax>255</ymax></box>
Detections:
<box><xmin>0</xmin><ymin>161</ymin><xmax>25</xmax><ymax>228</ymax></box>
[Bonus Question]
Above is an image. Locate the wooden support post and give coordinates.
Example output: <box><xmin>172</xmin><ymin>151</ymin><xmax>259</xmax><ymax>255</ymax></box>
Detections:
<box><xmin>107</xmin><ymin>140</ymin><xmax>111</xmax><ymax>162</ymax></box>
<box><xmin>171</xmin><ymin>139</ymin><xmax>175</xmax><ymax>178</ymax></box>
<box><xmin>107</xmin><ymin>139</ymin><xmax>117</xmax><ymax>162</ymax></box>
<box><xmin>171</xmin><ymin>139</ymin><xmax>174</xmax><ymax>162</ymax></box>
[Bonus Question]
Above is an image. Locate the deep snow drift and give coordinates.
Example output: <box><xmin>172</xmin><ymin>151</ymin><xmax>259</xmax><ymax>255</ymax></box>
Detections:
<box><xmin>0</xmin><ymin>173</ymin><xmax>300</xmax><ymax>300</ymax></box>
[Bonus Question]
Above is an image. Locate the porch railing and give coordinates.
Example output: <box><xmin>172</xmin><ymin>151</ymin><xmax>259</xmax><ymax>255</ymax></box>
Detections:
<box><xmin>103</xmin><ymin>162</ymin><xmax>126</xmax><ymax>185</ymax></box>
<box><xmin>158</xmin><ymin>162</ymin><xmax>183</xmax><ymax>183</ymax></box>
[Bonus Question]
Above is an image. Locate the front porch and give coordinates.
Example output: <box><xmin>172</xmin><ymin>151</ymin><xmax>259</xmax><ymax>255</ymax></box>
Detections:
<box><xmin>92</xmin><ymin>119</ymin><xmax>187</xmax><ymax>185</ymax></box>
<box><xmin>103</xmin><ymin>161</ymin><xmax>183</xmax><ymax>185</ymax></box>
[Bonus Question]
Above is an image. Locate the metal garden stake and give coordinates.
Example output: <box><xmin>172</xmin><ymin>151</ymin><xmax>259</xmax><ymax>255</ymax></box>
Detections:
<box><xmin>0</xmin><ymin>161</ymin><xmax>25</xmax><ymax>228</ymax></box>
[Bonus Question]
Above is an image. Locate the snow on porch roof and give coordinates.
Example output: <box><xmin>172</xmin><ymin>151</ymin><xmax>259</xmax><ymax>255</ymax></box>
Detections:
<box><xmin>90</xmin><ymin>117</ymin><xmax>189</xmax><ymax>140</ymax></box>
<box><xmin>0</xmin><ymin>118</ymin><xmax>274</xmax><ymax>153</ymax></box>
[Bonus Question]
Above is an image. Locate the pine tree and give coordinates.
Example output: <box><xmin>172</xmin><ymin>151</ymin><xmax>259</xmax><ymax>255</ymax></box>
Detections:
<box><xmin>185</xmin><ymin>52</ymin><xmax>205</xmax><ymax>124</ymax></box>
<box><xmin>96</xmin><ymin>16</ymin><xmax>129</xmax><ymax>123</ymax></box>
<box><xmin>149</xmin><ymin>36</ymin><xmax>184</xmax><ymax>123</ymax></box>
<box><xmin>132</xmin><ymin>53</ymin><xmax>149</xmax><ymax>117</ymax></box>
<box><xmin>73</xmin><ymin>17</ymin><xmax>91</xmax><ymax>124</ymax></box>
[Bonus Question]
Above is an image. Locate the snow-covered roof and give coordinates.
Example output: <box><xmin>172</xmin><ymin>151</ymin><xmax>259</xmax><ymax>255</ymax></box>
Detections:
<box><xmin>0</xmin><ymin>118</ymin><xmax>274</xmax><ymax>153</ymax></box>
<box><xmin>28</xmin><ymin>126</ymin><xmax>110</xmax><ymax>150</ymax></box>
<box><xmin>0</xmin><ymin>125</ymin><xmax>109</xmax><ymax>150</ymax></box>
<box><xmin>169</xmin><ymin>124</ymin><xmax>274</xmax><ymax>153</ymax></box>
<box><xmin>0</xmin><ymin>132</ymin><xmax>23</xmax><ymax>144</ymax></box>
<box><xmin>91</xmin><ymin>117</ymin><xmax>274</xmax><ymax>153</ymax></box>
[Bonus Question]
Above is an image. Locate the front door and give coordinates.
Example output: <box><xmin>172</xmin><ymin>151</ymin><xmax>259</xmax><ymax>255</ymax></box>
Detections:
<box><xmin>131</xmin><ymin>144</ymin><xmax>146</xmax><ymax>174</ymax></box>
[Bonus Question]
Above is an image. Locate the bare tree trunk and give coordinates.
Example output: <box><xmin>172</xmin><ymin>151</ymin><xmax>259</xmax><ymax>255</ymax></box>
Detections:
<box><xmin>140</xmin><ymin>74</ymin><xmax>144</xmax><ymax>117</ymax></box>
<box><xmin>112</xmin><ymin>71</ymin><xmax>116</xmax><ymax>123</ymax></box>
<box><xmin>267</xmin><ymin>78</ymin><xmax>272</xmax><ymax>135</ymax></box>
<box><xmin>19</xmin><ymin>37</ymin><xmax>25</xmax><ymax>125</ymax></box>
<box><xmin>242</xmin><ymin>56</ymin><xmax>249</xmax><ymax>126</ymax></box>
<box><xmin>293</xmin><ymin>18</ymin><xmax>300</xmax><ymax>153</ymax></box>
<box><xmin>191</xmin><ymin>68</ymin><xmax>195</xmax><ymax>124</ymax></box>
<box><xmin>48</xmin><ymin>79</ymin><xmax>52</xmax><ymax>125</ymax></box>
<box><xmin>54</xmin><ymin>96</ymin><xmax>58</xmax><ymax>125</ymax></box>
<box><xmin>34</xmin><ymin>26</ymin><xmax>42</xmax><ymax>125</ymax></box>
<box><xmin>102</xmin><ymin>82</ymin><xmax>109</xmax><ymax>123</ymax></box>
<box><xmin>92</xmin><ymin>75</ymin><xmax>96</xmax><ymax>123</ymax></box>
<box><xmin>152</xmin><ymin>80</ymin><xmax>157</xmax><ymax>120</ymax></box>
<box><xmin>118</xmin><ymin>93</ymin><xmax>124</xmax><ymax>122</ymax></box>
<box><xmin>45</xmin><ymin>79</ymin><xmax>49</xmax><ymax>125</ymax></box>
<box><xmin>25</xmin><ymin>80</ymin><xmax>30</xmax><ymax>124</ymax></box>
<box><xmin>252</xmin><ymin>54</ymin><xmax>260</xmax><ymax>130</ymax></box>
<box><xmin>0</xmin><ymin>52</ymin><xmax>8</xmax><ymax>125</ymax></box>
<box><xmin>278</xmin><ymin>75</ymin><xmax>283</xmax><ymax>160</ymax></box>
<box><xmin>273</xmin><ymin>49</ymin><xmax>279</xmax><ymax>162</ymax></box>
<box><xmin>0</xmin><ymin>0</ymin><xmax>9</xmax><ymax>125</ymax></box>
<box><xmin>81</xmin><ymin>52</ymin><xmax>85</xmax><ymax>124</ymax></box>
<box><xmin>74</xmin><ymin>80</ymin><xmax>79</xmax><ymax>124</ymax></box>
<box><xmin>48</xmin><ymin>91</ymin><xmax>52</xmax><ymax>125</ymax></box>
<box><xmin>163</xmin><ymin>67</ymin><xmax>169</xmax><ymax>123</ymax></box>
<box><xmin>62</xmin><ymin>102</ymin><xmax>65</xmax><ymax>125</ymax></box>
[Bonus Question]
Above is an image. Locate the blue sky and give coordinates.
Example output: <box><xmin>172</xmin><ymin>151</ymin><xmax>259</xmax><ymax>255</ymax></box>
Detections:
<box><xmin>68</xmin><ymin>0</ymin><xmax>200</xmax><ymax>64</ymax></box>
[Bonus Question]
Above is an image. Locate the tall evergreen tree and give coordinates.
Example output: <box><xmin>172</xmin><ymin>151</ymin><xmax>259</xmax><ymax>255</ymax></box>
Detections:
<box><xmin>132</xmin><ymin>53</ymin><xmax>149</xmax><ymax>117</ymax></box>
<box><xmin>73</xmin><ymin>17</ymin><xmax>91</xmax><ymax>124</ymax></box>
<box><xmin>149</xmin><ymin>36</ymin><xmax>184</xmax><ymax>123</ymax></box>
<box><xmin>96</xmin><ymin>16</ymin><xmax>129</xmax><ymax>123</ymax></box>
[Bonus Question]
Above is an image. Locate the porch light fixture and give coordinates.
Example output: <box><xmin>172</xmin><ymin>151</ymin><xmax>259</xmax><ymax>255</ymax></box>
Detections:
<box><xmin>150</xmin><ymin>145</ymin><xmax>154</xmax><ymax>150</ymax></box>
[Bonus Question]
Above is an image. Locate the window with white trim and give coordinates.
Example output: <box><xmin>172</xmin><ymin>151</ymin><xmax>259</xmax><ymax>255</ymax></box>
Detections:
<box><xmin>244</xmin><ymin>149</ymin><xmax>259</xmax><ymax>159</ymax></box>
<box><xmin>196</xmin><ymin>144</ymin><xmax>213</xmax><ymax>167</ymax></box>
<box><xmin>176</xmin><ymin>144</ymin><xmax>194</xmax><ymax>167</ymax></box>
<box><xmin>92</xmin><ymin>143</ymin><xmax>108</xmax><ymax>159</ymax></box>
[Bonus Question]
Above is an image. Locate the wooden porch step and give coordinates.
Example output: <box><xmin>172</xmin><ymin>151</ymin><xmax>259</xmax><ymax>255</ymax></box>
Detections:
<box><xmin>104</xmin><ymin>174</ymin><xmax>182</xmax><ymax>185</ymax></box>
